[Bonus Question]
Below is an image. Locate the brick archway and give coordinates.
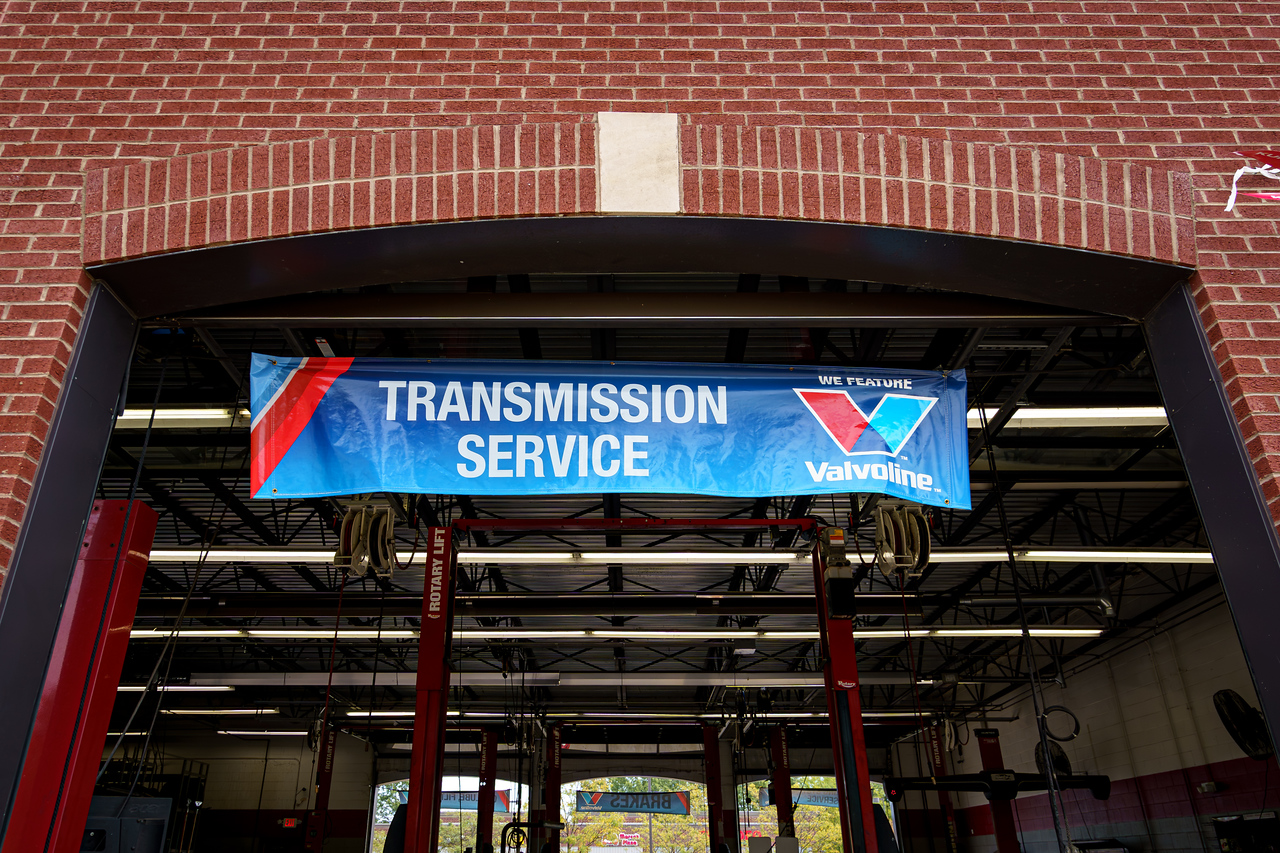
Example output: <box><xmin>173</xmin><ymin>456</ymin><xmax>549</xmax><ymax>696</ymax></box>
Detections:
<box><xmin>82</xmin><ymin>119</ymin><xmax>1195</xmax><ymax>270</ymax></box>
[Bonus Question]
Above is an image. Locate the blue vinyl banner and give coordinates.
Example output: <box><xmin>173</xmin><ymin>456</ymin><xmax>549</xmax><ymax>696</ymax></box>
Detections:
<box><xmin>760</xmin><ymin>788</ymin><xmax>841</xmax><ymax>809</ymax></box>
<box><xmin>250</xmin><ymin>355</ymin><xmax>969</xmax><ymax>509</ymax></box>
<box><xmin>397</xmin><ymin>790</ymin><xmax>511</xmax><ymax>812</ymax></box>
<box><xmin>576</xmin><ymin>791</ymin><xmax>691</xmax><ymax>815</ymax></box>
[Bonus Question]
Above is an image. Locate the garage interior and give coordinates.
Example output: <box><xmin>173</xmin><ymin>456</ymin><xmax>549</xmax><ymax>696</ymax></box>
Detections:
<box><xmin>67</xmin><ymin>268</ymin><xmax>1273</xmax><ymax>853</ymax></box>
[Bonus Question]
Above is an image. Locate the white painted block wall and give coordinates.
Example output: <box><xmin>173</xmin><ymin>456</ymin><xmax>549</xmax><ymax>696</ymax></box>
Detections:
<box><xmin>950</xmin><ymin>602</ymin><xmax>1257</xmax><ymax>789</ymax></box>
<box><xmin>155</xmin><ymin>730</ymin><xmax>374</xmax><ymax>811</ymax></box>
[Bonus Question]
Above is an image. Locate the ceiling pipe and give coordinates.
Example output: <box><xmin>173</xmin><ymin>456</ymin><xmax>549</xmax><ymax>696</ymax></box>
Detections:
<box><xmin>961</xmin><ymin>595</ymin><xmax>1112</xmax><ymax>610</ymax></box>
<box><xmin>135</xmin><ymin>592</ymin><xmax>922</xmax><ymax>619</ymax></box>
<box><xmin>186</xmin><ymin>671</ymin><xmax>1025</xmax><ymax>689</ymax></box>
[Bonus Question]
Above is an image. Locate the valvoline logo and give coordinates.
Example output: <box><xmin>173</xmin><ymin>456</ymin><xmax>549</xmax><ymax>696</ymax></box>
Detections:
<box><xmin>587</xmin><ymin>792</ymin><xmax>604</xmax><ymax>806</ymax></box>
<box><xmin>795</xmin><ymin>389</ymin><xmax>937</xmax><ymax>457</ymax></box>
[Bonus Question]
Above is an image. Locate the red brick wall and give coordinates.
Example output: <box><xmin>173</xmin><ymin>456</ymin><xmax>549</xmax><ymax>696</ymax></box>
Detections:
<box><xmin>2</xmin><ymin>1</ymin><xmax>1279</xmax><ymax>572</ymax></box>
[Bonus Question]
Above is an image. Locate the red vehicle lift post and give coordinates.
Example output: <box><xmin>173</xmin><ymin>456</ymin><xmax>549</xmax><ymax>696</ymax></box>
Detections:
<box><xmin>1</xmin><ymin>500</ymin><xmax>158</xmax><ymax>853</ymax></box>
<box><xmin>813</xmin><ymin>540</ymin><xmax>879</xmax><ymax>853</ymax></box>
<box><xmin>405</xmin><ymin>528</ymin><xmax>458</xmax><ymax>853</ymax></box>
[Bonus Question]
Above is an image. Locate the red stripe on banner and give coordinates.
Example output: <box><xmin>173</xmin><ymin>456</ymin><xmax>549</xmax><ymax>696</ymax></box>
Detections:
<box><xmin>1243</xmin><ymin>191</ymin><xmax>1280</xmax><ymax>201</ymax></box>
<box><xmin>250</xmin><ymin>357</ymin><xmax>354</xmax><ymax>495</ymax></box>
<box><xmin>798</xmin><ymin>390</ymin><xmax>869</xmax><ymax>451</ymax></box>
<box><xmin>1237</xmin><ymin>150</ymin><xmax>1280</xmax><ymax>171</ymax></box>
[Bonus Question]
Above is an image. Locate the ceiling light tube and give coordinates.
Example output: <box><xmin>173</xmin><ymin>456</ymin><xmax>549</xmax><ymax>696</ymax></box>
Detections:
<box><xmin>160</xmin><ymin>709</ymin><xmax>278</xmax><ymax>715</ymax></box>
<box><xmin>129</xmin><ymin>629</ymin><xmax>247</xmax><ymax>638</ymax></box>
<box><xmin>218</xmin><ymin>730</ymin><xmax>309</xmax><ymax>737</ymax></box>
<box><xmin>454</xmin><ymin>630</ymin><xmax>588</xmax><ymax>640</ymax></box>
<box><xmin>145</xmin><ymin>546</ymin><xmax>1212</xmax><ymax>566</ymax></box>
<box><xmin>117</xmin><ymin>685</ymin><xmax>235</xmax><ymax>692</ymax></box>
<box><xmin>346</xmin><ymin>710</ymin><xmax>416</xmax><ymax>717</ymax></box>
<box><xmin>191</xmin><ymin>671</ymin><xmax>936</xmax><ymax>689</ymax></box>
<box><xmin>589</xmin><ymin>630</ymin><xmax>759</xmax><ymax>640</ymax></box>
<box><xmin>456</xmin><ymin>550</ymin><xmax>808</xmax><ymax>565</ymax></box>
<box><xmin>1019</xmin><ymin>549</ymin><xmax>1213</xmax><ymax>564</ymax></box>
<box><xmin>244</xmin><ymin>629</ymin><xmax>418</xmax><ymax>639</ymax></box>
<box><xmin>115</xmin><ymin>408</ymin><xmax>250</xmax><ymax>429</ymax></box>
<box><xmin>137</xmin><ymin>626</ymin><xmax>1103</xmax><ymax>642</ymax></box>
<box><xmin>148</xmin><ymin>551</ymin><xmax>335</xmax><ymax>563</ymax></box>
<box><xmin>967</xmin><ymin>406</ymin><xmax>1167</xmax><ymax>428</ymax></box>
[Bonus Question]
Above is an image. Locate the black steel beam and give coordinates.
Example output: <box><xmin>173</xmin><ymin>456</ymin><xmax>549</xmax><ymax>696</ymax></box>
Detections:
<box><xmin>93</xmin><ymin>217</ymin><xmax>1183</xmax><ymax>320</ymax></box>
<box><xmin>1145</xmin><ymin>282</ymin><xmax>1280</xmax><ymax>752</ymax></box>
<box><xmin>164</xmin><ymin>291</ymin><xmax>1117</xmax><ymax>329</ymax></box>
<box><xmin>967</xmin><ymin>327</ymin><xmax>1075</xmax><ymax>462</ymax></box>
<box><xmin>725</xmin><ymin>273</ymin><xmax>761</xmax><ymax>363</ymax></box>
<box><xmin>198</xmin><ymin>475</ymin><xmax>281</xmax><ymax>546</ymax></box>
<box><xmin>135</xmin><ymin>592</ymin><xmax>923</xmax><ymax>619</ymax></box>
<box><xmin>506</xmin><ymin>274</ymin><xmax>543</xmax><ymax>359</ymax></box>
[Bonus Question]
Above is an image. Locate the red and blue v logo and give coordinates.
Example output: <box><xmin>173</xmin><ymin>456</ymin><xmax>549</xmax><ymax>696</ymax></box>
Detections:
<box><xmin>795</xmin><ymin>389</ymin><xmax>937</xmax><ymax>457</ymax></box>
<box><xmin>250</xmin><ymin>356</ymin><xmax>354</xmax><ymax>496</ymax></box>
<box><xmin>588</xmin><ymin>792</ymin><xmax>604</xmax><ymax>805</ymax></box>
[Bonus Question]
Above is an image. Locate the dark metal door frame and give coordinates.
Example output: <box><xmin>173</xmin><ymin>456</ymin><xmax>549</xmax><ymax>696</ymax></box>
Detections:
<box><xmin>1144</xmin><ymin>283</ymin><xmax>1280</xmax><ymax>749</ymax></box>
<box><xmin>0</xmin><ymin>285</ymin><xmax>137</xmax><ymax>839</ymax></box>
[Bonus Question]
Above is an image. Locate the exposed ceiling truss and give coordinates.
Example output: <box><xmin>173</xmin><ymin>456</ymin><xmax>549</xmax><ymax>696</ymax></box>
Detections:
<box><xmin>103</xmin><ymin>273</ymin><xmax>1213</xmax><ymax>751</ymax></box>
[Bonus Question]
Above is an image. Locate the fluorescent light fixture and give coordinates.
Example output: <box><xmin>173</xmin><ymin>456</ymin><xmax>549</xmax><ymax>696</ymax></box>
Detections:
<box><xmin>847</xmin><ymin>628</ymin><xmax>1104</xmax><ymax>640</ymax></box>
<box><xmin>456</xmin><ymin>550</ymin><xmax>807</xmax><ymax>565</ymax></box>
<box><xmin>160</xmin><ymin>709</ymin><xmax>279</xmax><ymax>715</ymax></box>
<box><xmin>968</xmin><ymin>406</ymin><xmax>1167</xmax><ymax>429</ymax></box>
<box><xmin>115</xmin><ymin>408</ymin><xmax>250</xmax><ymax>429</ymax></box>
<box><xmin>129</xmin><ymin>629</ymin><xmax>247</xmax><ymax>638</ymax></box>
<box><xmin>149</xmin><ymin>551</ymin><xmax>335</xmax><ymax>563</ymax></box>
<box><xmin>563</xmin><ymin>706</ymin><xmax>706</xmax><ymax>712</ymax></box>
<box><xmin>454</xmin><ymin>630</ymin><xmax>588</xmax><ymax>640</ymax></box>
<box><xmin>106</xmin><ymin>732</ymin><xmax>148</xmax><ymax>737</ymax></box>
<box><xmin>518</xmin><ymin>711</ymin><xmax>930</xmax><ymax>721</ymax></box>
<box><xmin>190</xmin><ymin>671</ymin><xmax>939</xmax><ymax>689</ymax></box>
<box><xmin>1020</xmin><ymin>549</ymin><xmax>1213</xmax><ymax>564</ymax></box>
<box><xmin>931</xmin><ymin>627</ymin><xmax>1104</xmax><ymax>638</ymax></box>
<box><xmin>117</xmin><ymin>685</ymin><xmax>234</xmax><ymax>692</ymax></box>
<box><xmin>590</xmin><ymin>630</ymin><xmax>755</xmax><ymax>640</ymax></box>
<box><xmin>136</xmin><ymin>626</ymin><xmax>1103</xmax><ymax>642</ymax></box>
<box><xmin>245</xmin><ymin>629</ymin><xmax>418</xmax><ymax>639</ymax></box>
<box><xmin>218</xmin><ymin>730</ymin><xmax>308</xmax><ymax>737</ymax></box>
<box><xmin>347</xmin><ymin>710</ymin><xmax>416</xmax><ymax>718</ymax></box>
<box><xmin>145</xmin><ymin>547</ymin><xmax>1212</xmax><ymax>566</ymax></box>
<box><xmin>929</xmin><ymin>549</ymin><xmax>1213</xmax><ymax>564</ymax></box>
<box><xmin>130</xmin><ymin>628</ymin><xmax>419</xmax><ymax>640</ymax></box>
<box><xmin>151</xmin><ymin>549</ymin><xmax>805</xmax><ymax>566</ymax></box>
<box><xmin>927</xmin><ymin>551</ymin><xmax>1011</xmax><ymax>563</ymax></box>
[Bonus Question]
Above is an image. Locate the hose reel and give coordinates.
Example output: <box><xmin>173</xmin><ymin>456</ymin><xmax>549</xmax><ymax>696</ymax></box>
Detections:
<box><xmin>333</xmin><ymin>503</ymin><xmax>396</xmax><ymax>578</ymax></box>
<box><xmin>874</xmin><ymin>502</ymin><xmax>931</xmax><ymax>579</ymax></box>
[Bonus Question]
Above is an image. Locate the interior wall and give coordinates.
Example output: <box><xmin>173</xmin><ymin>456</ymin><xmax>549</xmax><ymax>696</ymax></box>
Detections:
<box><xmin>894</xmin><ymin>601</ymin><xmax>1277</xmax><ymax>853</ymax></box>
<box><xmin>136</xmin><ymin>731</ymin><xmax>374</xmax><ymax>853</ymax></box>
